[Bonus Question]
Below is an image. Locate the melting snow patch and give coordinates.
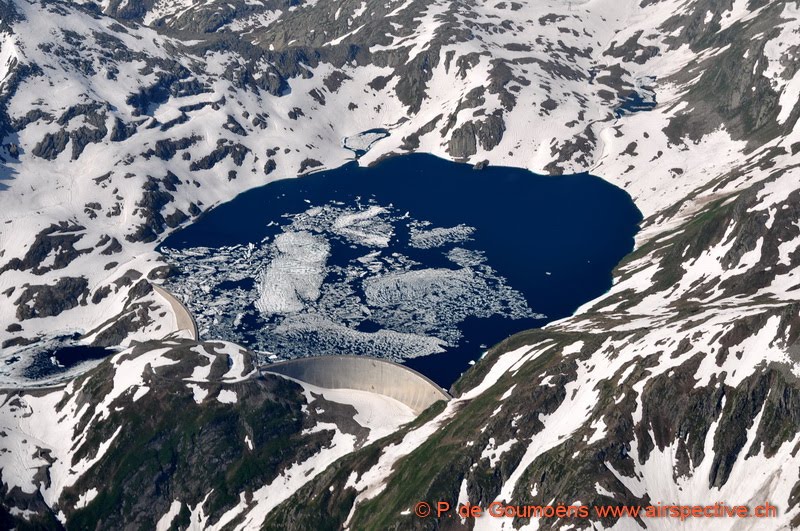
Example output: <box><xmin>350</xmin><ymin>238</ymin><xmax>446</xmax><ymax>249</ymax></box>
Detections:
<box><xmin>75</xmin><ymin>488</ymin><xmax>98</xmax><ymax>509</ymax></box>
<box><xmin>187</xmin><ymin>383</ymin><xmax>208</xmax><ymax>404</ymax></box>
<box><xmin>131</xmin><ymin>386</ymin><xmax>149</xmax><ymax>402</ymax></box>
<box><xmin>217</xmin><ymin>389</ymin><xmax>238</xmax><ymax>404</ymax></box>
<box><xmin>156</xmin><ymin>500</ymin><xmax>183</xmax><ymax>531</ymax></box>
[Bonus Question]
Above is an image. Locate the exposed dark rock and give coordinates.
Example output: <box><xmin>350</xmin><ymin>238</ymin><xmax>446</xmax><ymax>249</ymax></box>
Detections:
<box><xmin>0</xmin><ymin>223</ymin><xmax>90</xmax><ymax>275</ymax></box>
<box><xmin>401</xmin><ymin>114</ymin><xmax>443</xmax><ymax>150</ymax></box>
<box><xmin>113</xmin><ymin>269</ymin><xmax>143</xmax><ymax>289</ymax></box>
<box><xmin>605</xmin><ymin>30</ymin><xmax>660</xmax><ymax>64</ymax></box>
<box><xmin>109</xmin><ymin>117</ymin><xmax>139</xmax><ymax>141</ymax></box>
<box><xmin>447</xmin><ymin>111</ymin><xmax>505</xmax><ymax>159</ymax></box>
<box><xmin>15</xmin><ymin>277</ymin><xmax>89</xmax><ymax>320</ymax></box>
<box><xmin>223</xmin><ymin>115</ymin><xmax>247</xmax><ymax>136</ymax></box>
<box><xmin>57</xmin><ymin>103</ymin><xmax>102</xmax><ymax>126</ymax></box>
<box><xmin>299</xmin><ymin>158</ymin><xmax>323</xmax><ymax>173</ymax></box>
<box><xmin>144</xmin><ymin>136</ymin><xmax>200</xmax><ymax>161</ymax></box>
<box><xmin>70</xmin><ymin>122</ymin><xmax>108</xmax><ymax>160</ymax></box>
<box><xmin>126</xmin><ymin>68</ymin><xmax>192</xmax><ymax>117</ymax></box>
<box><xmin>190</xmin><ymin>141</ymin><xmax>251</xmax><ymax>170</ymax></box>
<box><xmin>31</xmin><ymin>130</ymin><xmax>69</xmax><ymax>160</ymax></box>
<box><xmin>51</xmin><ymin>346</ymin><xmax>326</xmax><ymax>530</ymax></box>
<box><xmin>165</xmin><ymin>209</ymin><xmax>188</xmax><ymax>228</ymax></box>
<box><xmin>308</xmin><ymin>88</ymin><xmax>326</xmax><ymax>105</ymax></box>
<box><xmin>162</xmin><ymin>171</ymin><xmax>181</xmax><ymax>192</ymax></box>
<box><xmin>100</xmin><ymin>238</ymin><xmax>122</xmax><ymax>256</ymax></box>
<box><xmin>91</xmin><ymin>285</ymin><xmax>112</xmax><ymax>304</ymax></box>
<box><xmin>1</xmin><ymin>337</ymin><xmax>35</xmax><ymax>348</ymax></box>
<box><xmin>323</xmin><ymin>70</ymin><xmax>351</xmax><ymax>92</ymax></box>
<box><xmin>395</xmin><ymin>48</ymin><xmax>439</xmax><ymax>114</ymax></box>
<box><xmin>147</xmin><ymin>264</ymin><xmax>179</xmax><ymax>280</ymax></box>
<box><xmin>125</xmin><ymin>177</ymin><xmax>175</xmax><ymax>243</ymax></box>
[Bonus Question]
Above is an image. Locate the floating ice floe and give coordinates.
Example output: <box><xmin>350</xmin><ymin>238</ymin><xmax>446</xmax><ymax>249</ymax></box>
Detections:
<box><xmin>161</xmin><ymin>200</ymin><xmax>543</xmax><ymax>364</ymax></box>
<box><xmin>409</xmin><ymin>223</ymin><xmax>475</xmax><ymax>249</ymax></box>
<box><xmin>255</xmin><ymin>231</ymin><xmax>330</xmax><ymax>316</ymax></box>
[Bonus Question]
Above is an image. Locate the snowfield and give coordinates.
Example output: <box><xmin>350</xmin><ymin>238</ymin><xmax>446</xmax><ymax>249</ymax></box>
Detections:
<box><xmin>0</xmin><ymin>0</ymin><xmax>800</xmax><ymax>528</ymax></box>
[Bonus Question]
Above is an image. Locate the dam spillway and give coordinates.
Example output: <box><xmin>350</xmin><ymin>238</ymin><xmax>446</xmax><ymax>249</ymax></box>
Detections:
<box><xmin>263</xmin><ymin>356</ymin><xmax>451</xmax><ymax>414</ymax></box>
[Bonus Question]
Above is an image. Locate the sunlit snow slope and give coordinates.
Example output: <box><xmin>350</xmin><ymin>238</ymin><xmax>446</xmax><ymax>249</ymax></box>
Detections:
<box><xmin>0</xmin><ymin>0</ymin><xmax>800</xmax><ymax>529</ymax></box>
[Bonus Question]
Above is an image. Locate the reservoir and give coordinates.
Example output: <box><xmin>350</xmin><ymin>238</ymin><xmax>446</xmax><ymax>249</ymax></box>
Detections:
<box><xmin>160</xmin><ymin>154</ymin><xmax>641</xmax><ymax>389</ymax></box>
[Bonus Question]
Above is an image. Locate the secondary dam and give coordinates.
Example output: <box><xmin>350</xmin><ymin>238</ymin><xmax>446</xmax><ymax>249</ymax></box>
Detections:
<box><xmin>152</xmin><ymin>284</ymin><xmax>198</xmax><ymax>340</ymax></box>
<box><xmin>263</xmin><ymin>355</ymin><xmax>451</xmax><ymax>414</ymax></box>
<box><xmin>152</xmin><ymin>282</ymin><xmax>449</xmax><ymax>414</ymax></box>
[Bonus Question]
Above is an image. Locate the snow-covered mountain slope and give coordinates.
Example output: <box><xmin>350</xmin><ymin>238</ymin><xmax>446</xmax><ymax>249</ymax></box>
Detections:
<box><xmin>1</xmin><ymin>0</ymin><xmax>792</xmax><ymax>364</ymax></box>
<box><xmin>0</xmin><ymin>339</ymin><xmax>415</xmax><ymax>528</ymax></box>
<box><xmin>0</xmin><ymin>0</ymin><xmax>799</xmax><ymax>528</ymax></box>
<box><xmin>284</xmin><ymin>167</ymin><xmax>800</xmax><ymax>531</ymax></box>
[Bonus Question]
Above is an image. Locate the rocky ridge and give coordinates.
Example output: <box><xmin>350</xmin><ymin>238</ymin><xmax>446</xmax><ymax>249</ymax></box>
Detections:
<box><xmin>0</xmin><ymin>0</ymin><xmax>799</xmax><ymax>529</ymax></box>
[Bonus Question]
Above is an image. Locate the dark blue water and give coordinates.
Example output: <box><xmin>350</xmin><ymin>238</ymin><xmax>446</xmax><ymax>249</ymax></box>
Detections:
<box><xmin>24</xmin><ymin>345</ymin><xmax>114</xmax><ymax>379</ymax></box>
<box><xmin>615</xmin><ymin>91</ymin><xmax>657</xmax><ymax>118</ymax></box>
<box><xmin>345</xmin><ymin>128</ymin><xmax>390</xmax><ymax>158</ymax></box>
<box><xmin>162</xmin><ymin>154</ymin><xmax>641</xmax><ymax>388</ymax></box>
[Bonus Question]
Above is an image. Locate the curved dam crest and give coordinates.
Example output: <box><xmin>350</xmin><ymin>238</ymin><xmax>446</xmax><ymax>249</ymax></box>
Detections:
<box><xmin>264</xmin><ymin>356</ymin><xmax>451</xmax><ymax>414</ymax></box>
<box><xmin>152</xmin><ymin>284</ymin><xmax>199</xmax><ymax>340</ymax></box>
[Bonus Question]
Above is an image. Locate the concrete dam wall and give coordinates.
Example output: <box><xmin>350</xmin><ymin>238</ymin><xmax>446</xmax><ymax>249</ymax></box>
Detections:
<box><xmin>152</xmin><ymin>284</ymin><xmax>198</xmax><ymax>340</ymax></box>
<box><xmin>263</xmin><ymin>356</ymin><xmax>451</xmax><ymax>414</ymax></box>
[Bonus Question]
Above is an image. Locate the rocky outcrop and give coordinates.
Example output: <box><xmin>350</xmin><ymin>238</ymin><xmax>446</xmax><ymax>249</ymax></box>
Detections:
<box><xmin>14</xmin><ymin>277</ymin><xmax>89</xmax><ymax>320</ymax></box>
<box><xmin>0</xmin><ymin>223</ymin><xmax>90</xmax><ymax>275</ymax></box>
<box><xmin>189</xmin><ymin>141</ymin><xmax>250</xmax><ymax>171</ymax></box>
<box><xmin>1</xmin><ymin>0</ymin><xmax>799</xmax><ymax>528</ymax></box>
<box><xmin>448</xmin><ymin>112</ymin><xmax>506</xmax><ymax>159</ymax></box>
